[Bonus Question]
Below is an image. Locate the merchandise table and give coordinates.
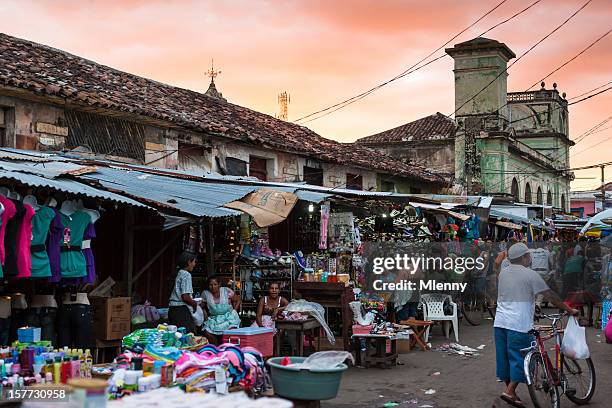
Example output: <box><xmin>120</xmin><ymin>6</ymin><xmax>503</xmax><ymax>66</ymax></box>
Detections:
<box><xmin>351</xmin><ymin>333</ymin><xmax>411</xmax><ymax>368</ymax></box>
<box><xmin>292</xmin><ymin>282</ymin><xmax>353</xmax><ymax>351</ymax></box>
<box><xmin>275</xmin><ymin>317</ymin><xmax>322</xmax><ymax>357</ymax></box>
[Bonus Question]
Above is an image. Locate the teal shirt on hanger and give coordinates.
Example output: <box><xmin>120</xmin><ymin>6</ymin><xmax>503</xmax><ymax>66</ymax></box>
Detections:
<box><xmin>59</xmin><ymin>211</ymin><xmax>90</xmax><ymax>278</ymax></box>
<box><xmin>30</xmin><ymin>206</ymin><xmax>57</xmax><ymax>278</ymax></box>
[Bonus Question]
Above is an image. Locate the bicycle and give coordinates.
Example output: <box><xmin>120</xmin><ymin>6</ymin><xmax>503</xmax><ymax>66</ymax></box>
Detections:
<box><xmin>522</xmin><ymin>312</ymin><xmax>596</xmax><ymax>408</ymax></box>
<box><xmin>458</xmin><ymin>276</ymin><xmax>496</xmax><ymax>326</ymax></box>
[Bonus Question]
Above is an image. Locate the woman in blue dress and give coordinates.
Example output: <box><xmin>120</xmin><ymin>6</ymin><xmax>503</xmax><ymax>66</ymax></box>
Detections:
<box><xmin>202</xmin><ymin>275</ymin><xmax>241</xmax><ymax>344</ymax></box>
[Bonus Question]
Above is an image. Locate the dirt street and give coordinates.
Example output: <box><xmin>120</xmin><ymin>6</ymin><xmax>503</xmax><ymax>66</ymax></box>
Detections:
<box><xmin>323</xmin><ymin>316</ymin><xmax>611</xmax><ymax>408</ymax></box>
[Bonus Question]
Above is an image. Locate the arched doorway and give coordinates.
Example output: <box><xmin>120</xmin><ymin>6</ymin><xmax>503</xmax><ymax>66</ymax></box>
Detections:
<box><xmin>536</xmin><ymin>187</ymin><xmax>543</xmax><ymax>204</ymax></box>
<box><xmin>561</xmin><ymin>194</ymin><xmax>566</xmax><ymax>212</ymax></box>
<box><xmin>547</xmin><ymin>190</ymin><xmax>552</xmax><ymax>206</ymax></box>
<box><xmin>511</xmin><ymin>178</ymin><xmax>519</xmax><ymax>202</ymax></box>
<box><xmin>525</xmin><ymin>183</ymin><xmax>532</xmax><ymax>204</ymax></box>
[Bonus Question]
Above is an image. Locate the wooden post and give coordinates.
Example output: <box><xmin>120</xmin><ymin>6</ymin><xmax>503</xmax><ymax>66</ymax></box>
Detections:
<box><xmin>123</xmin><ymin>208</ymin><xmax>135</xmax><ymax>297</ymax></box>
<box><xmin>205</xmin><ymin>219</ymin><xmax>214</xmax><ymax>275</ymax></box>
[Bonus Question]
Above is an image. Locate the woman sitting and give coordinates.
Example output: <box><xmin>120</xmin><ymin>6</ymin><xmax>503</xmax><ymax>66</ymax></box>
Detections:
<box><xmin>202</xmin><ymin>275</ymin><xmax>241</xmax><ymax>344</ymax></box>
<box><xmin>252</xmin><ymin>282</ymin><xmax>288</xmax><ymax>333</ymax></box>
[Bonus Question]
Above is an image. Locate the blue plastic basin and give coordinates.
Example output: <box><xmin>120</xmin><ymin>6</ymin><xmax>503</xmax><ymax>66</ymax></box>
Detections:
<box><xmin>267</xmin><ymin>356</ymin><xmax>348</xmax><ymax>400</ymax></box>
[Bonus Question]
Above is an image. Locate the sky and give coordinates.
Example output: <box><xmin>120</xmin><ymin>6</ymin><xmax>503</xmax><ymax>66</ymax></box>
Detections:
<box><xmin>1</xmin><ymin>0</ymin><xmax>611</xmax><ymax>190</ymax></box>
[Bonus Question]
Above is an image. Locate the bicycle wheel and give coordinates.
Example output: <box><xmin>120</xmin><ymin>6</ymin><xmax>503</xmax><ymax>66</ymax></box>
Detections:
<box><xmin>461</xmin><ymin>291</ymin><xmax>484</xmax><ymax>326</ymax></box>
<box><xmin>526</xmin><ymin>352</ymin><xmax>561</xmax><ymax>408</ymax></box>
<box><xmin>486</xmin><ymin>295</ymin><xmax>496</xmax><ymax>319</ymax></box>
<box><xmin>562</xmin><ymin>355</ymin><xmax>596</xmax><ymax>404</ymax></box>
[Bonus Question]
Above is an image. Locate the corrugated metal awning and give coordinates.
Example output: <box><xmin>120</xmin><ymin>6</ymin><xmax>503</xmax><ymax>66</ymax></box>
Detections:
<box><xmin>0</xmin><ymin>168</ymin><xmax>151</xmax><ymax>208</ymax></box>
<box><xmin>78</xmin><ymin>167</ymin><xmax>257</xmax><ymax>217</ymax></box>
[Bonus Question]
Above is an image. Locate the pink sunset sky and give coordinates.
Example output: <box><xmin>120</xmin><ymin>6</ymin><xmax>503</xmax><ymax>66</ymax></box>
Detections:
<box><xmin>1</xmin><ymin>0</ymin><xmax>610</xmax><ymax>189</ymax></box>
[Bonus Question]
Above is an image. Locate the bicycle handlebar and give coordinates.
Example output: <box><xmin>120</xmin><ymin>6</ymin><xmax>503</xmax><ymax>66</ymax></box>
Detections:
<box><xmin>535</xmin><ymin>311</ymin><xmax>568</xmax><ymax>321</ymax></box>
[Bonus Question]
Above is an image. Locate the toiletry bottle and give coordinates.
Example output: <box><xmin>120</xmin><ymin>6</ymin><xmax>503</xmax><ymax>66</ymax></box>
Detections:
<box><xmin>83</xmin><ymin>349</ymin><xmax>93</xmax><ymax>379</ymax></box>
<box><xmin>53</xmin><ymin>357</ymin><xmax>61</xmax><ymax>384</ymax></box>
<box><xmin>60</xmin><ymin>356</ymin><xmax>71</xmax><ymax>384</ymax></box>
<box><xmin>70</xmin><ymin>356</ymin><xmax>80</xmax><ymax>379</ymax></box>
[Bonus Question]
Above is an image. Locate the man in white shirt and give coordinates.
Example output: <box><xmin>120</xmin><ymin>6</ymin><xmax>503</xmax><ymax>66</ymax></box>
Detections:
<box><xmin>494</xmin><ymin>242</ymin><xmax>578</xmax><ymax>407</ymax></box>
<box><xmin>530</xmin><ymin>243</ymin><xmax>554</xmax><ymax>307</ymax></box>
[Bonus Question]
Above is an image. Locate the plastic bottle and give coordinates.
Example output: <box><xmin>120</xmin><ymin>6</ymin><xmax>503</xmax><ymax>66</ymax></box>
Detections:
<box><xmin>83</xmin><ymin>349</ymin><xmax>93</xmax><ymax>379</ymax></box>
<box><xmin>33</xmin><ymin>356</ymin><xmax>44</xmax><ymax>376</ymax></box>
<box><xmin>70</xmin><ymin>356</ymin><xmax>81</xmax><ymax>379</ymax></box>
<box><xmin>43</xmin><ymin>359</ymin><xmax>54</xmax><ymax>376</ymax></box>
<box><xmin>53</xmin><ymin>357</ymin><xmax>62</xmax><ymax>384</ymax></box>
<box><xmin>60</xmin><ymin>357</ymin><xmax>71</xmax><ymax>384</ymax></box>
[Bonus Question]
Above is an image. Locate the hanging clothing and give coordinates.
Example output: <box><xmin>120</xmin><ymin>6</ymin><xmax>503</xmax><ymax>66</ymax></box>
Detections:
<box><xmin>16</xmin><ymin>204</ymin><xmax>35</xmax><ymax>278</ymax></box>
<box><xmin>79</xmin><ymin>223</ymin><xmax>96</xmax><ymax>284</ymax></box>
<box><xmin>203</xmin><ymin>287</ymin><xmax>241</xmax><ymax>335</ymax></box>
<box><xmin>59</xmin><ymin>211</ymin><xmax>90</xmax><ymax>278</ymax></box>
<box><xmin>0</xmin><ymin>196</ymin><xmax>16</xmax><ymax>266</ymax></box>
<box><xmin>48</xmin><ymin>209</ymin><xmax>64</xmax><ymax>283</ymax></box>
<box><xmin>30</xmin><ymin>206</ymin><xmax>58</xmax><ymax>278</ymax></box>
<box><xmin>4</xmin><ymin>199</ymin><xmax>25</xmax><ymax>276</ymax></box>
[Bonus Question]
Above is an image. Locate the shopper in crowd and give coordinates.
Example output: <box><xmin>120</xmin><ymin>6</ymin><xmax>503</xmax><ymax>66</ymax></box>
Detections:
<box><xmin>168</xmin><ymin>251</ymin><xmax>198</xmax><ymax>334</ymax></box>
<box><xmin>562</xmin><ymin>249</ymin><xmax>585</xmax><ymax>298</ymax></box>
<box><xmin>494</xmin><ymin>242</ymin><xmax>578</xmax><ymax>408</ymax></box>
<box><xmin>252</xmin><ymin>281</ymin><xmax>288</xmax><ymax>332</ymax></box>
<box><xmin>202</xmin><ymin>275</ymin><xmax>241</xmax><ymax>344</ymax></box>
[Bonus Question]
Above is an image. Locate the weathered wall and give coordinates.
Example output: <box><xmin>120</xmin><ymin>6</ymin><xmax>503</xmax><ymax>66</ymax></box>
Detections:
<box><xmin>478</xmin><ymin>136</ymin><xmax>570</xmax><ymax>210</ymax></box>
<box><xmin>0</xmin><ymin>92</ymin><xmax>428</xmax><ymax>192</ymax></box>
<box><xmin>366</xmin><ymin>141</ymin><xmax>454</xmax><ymax>174</ymax></box>
<box><xmin>452</xmin><ymin>51</ymin><xmax>510</xmax><ymax>120</ymax></box>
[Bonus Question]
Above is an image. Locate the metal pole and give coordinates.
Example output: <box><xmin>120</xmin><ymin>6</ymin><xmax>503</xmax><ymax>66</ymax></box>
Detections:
<box><xmin>601</xmin><ymin>165</ymin><xmax>606</xmax><ymax>211</ymax></box>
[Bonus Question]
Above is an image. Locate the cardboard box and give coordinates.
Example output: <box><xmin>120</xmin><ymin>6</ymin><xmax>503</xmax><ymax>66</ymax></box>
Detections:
<box><xmin>91</xmin><ymin>297</ymin><xmax>131</xmax><ymax>340</ymax></box>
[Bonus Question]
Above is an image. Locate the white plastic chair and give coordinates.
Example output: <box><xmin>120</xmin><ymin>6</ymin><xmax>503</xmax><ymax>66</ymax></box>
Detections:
<box><xmin>420</xmin><ymin>294</ymin><xmax>459</xmax><ymax>342</ymax></box>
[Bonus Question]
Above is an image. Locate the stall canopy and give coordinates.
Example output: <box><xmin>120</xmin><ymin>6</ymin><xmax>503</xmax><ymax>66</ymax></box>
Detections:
<box><xmin>580</xmin><ymin>208</ymin><xmax>612</xmax><ymax>236</ymax></box>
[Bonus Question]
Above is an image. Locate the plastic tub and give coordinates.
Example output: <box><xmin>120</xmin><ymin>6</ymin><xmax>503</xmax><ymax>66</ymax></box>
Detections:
<box><xmin>267</xmin><ymin>356</ymin><xmax>348</xmax><ymax>400</ymax></box>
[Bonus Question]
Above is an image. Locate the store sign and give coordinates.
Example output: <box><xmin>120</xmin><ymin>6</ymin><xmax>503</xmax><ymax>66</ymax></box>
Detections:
<box><xmin>36</xmin><ymin>122</ymin><xmax>69</xmax><ymax>137</ymax></box>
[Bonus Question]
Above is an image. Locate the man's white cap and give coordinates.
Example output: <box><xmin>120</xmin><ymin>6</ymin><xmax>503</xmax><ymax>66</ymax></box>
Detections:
<box><xmin>508</xmin><ymin>242</ymin><xmax>530</xmax><ymax>260</ymax></box>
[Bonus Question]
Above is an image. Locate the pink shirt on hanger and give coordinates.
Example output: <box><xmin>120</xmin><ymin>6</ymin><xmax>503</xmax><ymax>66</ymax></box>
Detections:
<box><xmin>16</xmin><ymin>204</ymin><xmax>35</xmax><ymax>278</ymax></box>
<box><xmin>0</xmin><ymin>196</ymin><xmax>16</xmax><ymax>265</ymax></box>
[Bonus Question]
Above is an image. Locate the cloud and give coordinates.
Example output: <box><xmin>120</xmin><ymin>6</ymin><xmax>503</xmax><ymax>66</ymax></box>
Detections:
<box><xmin>1</xmin><ymin>0</ymin><xmax>611</xmax><ymax>189</ymax></box>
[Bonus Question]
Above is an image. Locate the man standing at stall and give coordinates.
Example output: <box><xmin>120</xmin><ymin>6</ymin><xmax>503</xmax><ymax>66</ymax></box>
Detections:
<box><xmin>494</xmin><ymin>242</ymin><xmax>578</xmax><ymax>407</ymax></box>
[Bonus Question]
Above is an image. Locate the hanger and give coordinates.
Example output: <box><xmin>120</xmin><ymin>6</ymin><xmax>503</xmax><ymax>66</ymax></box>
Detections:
<box><xmin>76</xmin><ymin>199</ymin><xmax>100</xmax><ymax>223</ymax></box>
<box><xmin>60</xmin><ymin>200</ymin><xmax>77</xmax><ymax>216</ymax></box>
<box><xmin>45</xmin><ymin>197</ymin><xmax>58</xmax><ymax>208</ymax></box>
<box><xmin>23</xmin><ymin>195</ymin><xmax>40</xmax><ymax>210</ymax></box>
<box><xmin>8</xmin><ymin>190</ymin><xmax>21</xmax><ymax>200</ymax></box>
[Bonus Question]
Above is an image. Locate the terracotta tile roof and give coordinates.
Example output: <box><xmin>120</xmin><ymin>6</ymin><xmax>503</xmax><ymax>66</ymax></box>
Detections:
<box><xmin>0</xmin><ymin>33</ymin><xmax>445</xmax><ymax>184</ymax></box>
<box><xmin>356</xmin><ymin>113</ymin><xmax>456</xmax><ymax>145</ymax></box>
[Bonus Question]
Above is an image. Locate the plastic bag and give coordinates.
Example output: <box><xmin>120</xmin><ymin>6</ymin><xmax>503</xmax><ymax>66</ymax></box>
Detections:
<box><xmin>300</xmin><ymin>351</ymin><xmax>354</xmax><ymax>369</ymax></box>
<box><xmin>561</xmin><ymin>317</ymin><xmax>590</xmax><ymax>359</ymax></box>
<box><xmin>192</xmin><ymin>305</ymin><xmax>204</xmax><ymax>327</ymax></box>
<box><xmin>285</xmin><ymin>299</ymin><xmax>335</xmax><ymax>344</ymax></box>
<box><xmin>131</xmin><ymin>301</ymin><xmax>160</xmax><ymax>323</ymax></box>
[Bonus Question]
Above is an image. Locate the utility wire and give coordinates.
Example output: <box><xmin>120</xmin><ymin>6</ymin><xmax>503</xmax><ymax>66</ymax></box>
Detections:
<box><xmin>380</xmin><ymin>81</ymin><xmax>611</xmax><ymax>194</ymax></box>
<box><xmin>568</xmin><ymin>80</ymin><xmax>612</xmax><ymax>101</ymax></box>
<box><xmin>572</xmin><ymin>135</ymin><xmax>612</xmax><ymax>157</ymax></box>
<box><xmin>448</xmin><ymin>0</ymin><xmax>592</xmax><ymax>117</ymax></box>
<box><xmin>293</xmin><ymin>0</ymin><xmax>545</xmax><ymax>124</ymax></box>
<box><xmin>572</xmin><ymin>114</ymin><xmax>612</xmax><ymax>145</ymax></box>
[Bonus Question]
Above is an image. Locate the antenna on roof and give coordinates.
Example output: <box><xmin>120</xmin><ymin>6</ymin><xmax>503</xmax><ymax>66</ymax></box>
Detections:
<box><xmin>277</xmin><ymin>91</ymin><xmax>290</xmax><ymax>121</ymax></box>
<box><xmin>205</xmin><ymin>59</ymin><xmax>221</xmax><ymax>84</ymax></box>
